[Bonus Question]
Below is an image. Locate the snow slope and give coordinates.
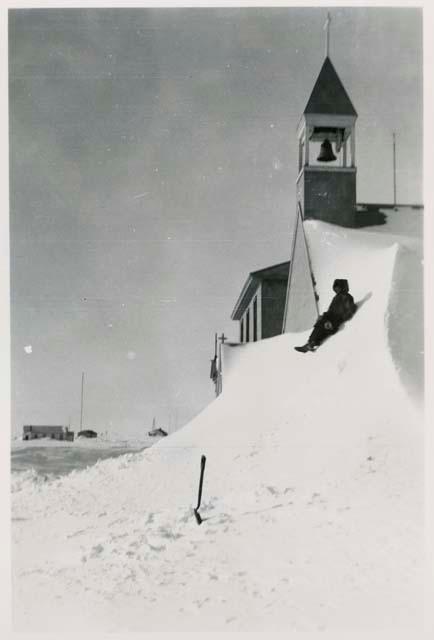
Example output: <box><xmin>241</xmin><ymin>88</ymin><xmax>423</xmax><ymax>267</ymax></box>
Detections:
<box><xmin>11</xmin><ymin>213</ymin><xmax>425</xmax><ymax>632</ymax></box>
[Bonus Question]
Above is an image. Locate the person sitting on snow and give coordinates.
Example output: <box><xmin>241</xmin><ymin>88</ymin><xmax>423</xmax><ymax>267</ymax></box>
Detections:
<box><xmin>294</xmin><ymin>279</ymin><xmax>357</xmax><ymax>353</ymax></box>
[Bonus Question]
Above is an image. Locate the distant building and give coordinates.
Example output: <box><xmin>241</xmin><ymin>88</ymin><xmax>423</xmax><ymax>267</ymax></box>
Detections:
<box><xmin>148</xmin><ymin>427</ymin><xmax>168</xmax><ymax>438</ymax></box>
<box><xmin>77</xmin><ymin>429</ymin><xmax>98</xmax><ymax>438</ymax></box>
<box><xmin>148</xmin><ymin>417</ymin><xmax>168</xmax><ymax>438</ymax></box>
<box><xmin>231</xmin><ymin>261</ymin><xmax>290</xmax><ymax>342</ymax></box>
<box><xmin>22</xmin><ymin>425</ymin><xmax>74</xmax><ymax>442</ymax></box>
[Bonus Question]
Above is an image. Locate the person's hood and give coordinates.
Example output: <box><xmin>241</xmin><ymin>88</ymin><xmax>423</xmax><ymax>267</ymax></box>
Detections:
<box><xmin>333</xmin><ymin>279</ymin><xmax>349</xmax><ymax>293</ymax></box>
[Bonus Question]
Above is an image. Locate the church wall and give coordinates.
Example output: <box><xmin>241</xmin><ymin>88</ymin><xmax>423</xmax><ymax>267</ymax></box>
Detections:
<box><xmin>239</xmin><ymin>283</ymin><xmax>262</xmax><ymax>342</ymax></box>
<box><xmin>261</xmin><ymin>280</ymin><xmax>288</xmax><ymax>339</ymax></box>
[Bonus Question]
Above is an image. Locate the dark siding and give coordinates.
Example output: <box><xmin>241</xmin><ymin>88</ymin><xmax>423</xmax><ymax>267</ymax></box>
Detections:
<box><xmin>261</xmin><ymin>280</ymin><xmax>288</xmax><ymax>339</ymax></box>
<box><xmin>298</xmin><ymin>168</ymin><xmax>356</xmax><ymax>227</ymax></box>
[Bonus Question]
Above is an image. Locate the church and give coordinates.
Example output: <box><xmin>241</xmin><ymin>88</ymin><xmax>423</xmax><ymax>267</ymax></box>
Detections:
<box><xmin>232</xmin><ymin>17</ymin><xmax>359</xmax><ymax>343</ymax></box>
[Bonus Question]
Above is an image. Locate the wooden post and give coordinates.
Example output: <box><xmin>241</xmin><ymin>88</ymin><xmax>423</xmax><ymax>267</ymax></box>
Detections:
<box><xmin>350</xmin><ymin>127</ymin><xmax>356</xmax><ymax>167</ymax></box>
<box><xmin>342</xmin><ymin>138</ymin><xmax>347</xmax><ymax>167</ymax></box>
<box><xmin>393</xmin><ymin>132</ymin><xmax>397</xmax><ymax>208</ymax></box>
<box><xmin>298</xmin><ymin>138</ymin><xmax>303</xmax><ymax>173</ymax></box>
<box><xmin>217</xmin><ymin>333</ymin><xmax>227</xmax><ymax>396</ymax></box>
<box><xmin>80</xmin><ymin>372</ymin><xmax>84</xmax><ymax>431</ymax></box>
<box><xmin>298</xmin><ymin>202</ymin><xmax>320</xmax><ymax>315</ymax></box>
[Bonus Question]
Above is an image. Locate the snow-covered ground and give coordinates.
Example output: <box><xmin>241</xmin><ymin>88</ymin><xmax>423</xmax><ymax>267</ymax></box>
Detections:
<box><xmin>11</xmin><ymin>209</ymin><xmax>425</xmax><ymax>632</ymax></box>
<box><xmin>11</xmin><ymin>432</ymin><xmax>160</xmax><ymax>480</ymax></box>
<box><xmin>11</xmin><ymin>431</ymin><xmax>160</xmax><ymax>451</ymax></box>
<box><xmin>11</xmin><ymin>442</ymin><xmax>150</xmax><ymax>483</ymax></box>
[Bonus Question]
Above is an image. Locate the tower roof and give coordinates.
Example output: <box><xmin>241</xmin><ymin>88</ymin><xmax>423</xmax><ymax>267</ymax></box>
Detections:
<box><xmin>304</xmin><ymin>57</ymin><xmax>357</xmax><ymax>117</ymax></box>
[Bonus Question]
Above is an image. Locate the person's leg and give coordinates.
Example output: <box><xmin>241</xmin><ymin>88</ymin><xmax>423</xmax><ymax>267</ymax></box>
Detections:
<box><xmin>295</xmin><ymin>317</ymin><xmax>326</xmax><ymax>352</ymax></box>
<box><xmin>294</xmin><ymin>314</ymin><xmax>337</xmax><ymax>353</ymax></box>
<box><xmin>309</xmin><ymin>314</ymin><xmax>337</xmax><ymax>347</ymax></box>
<box><xmin>308</xmin><ymin>314</ymin><xmax>327</xmax><ymax>346</ymax></box>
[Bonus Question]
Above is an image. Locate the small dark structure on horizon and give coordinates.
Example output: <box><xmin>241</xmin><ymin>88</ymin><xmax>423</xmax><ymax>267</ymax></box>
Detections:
<box><xmin>148</xmin><ymin>427</ymin><xmax>168</xmax><ymax>438</ymax></box>
<box><xmin>77</xmin><ymin>429</ymin><xmax>98</xmax><ymax>438</ymax></box>
<box><xmin>148</xmin><ymin>417</ymin><xmax>168</xmax><ymax>438</ymax></box>
<box><xmin>22</xmin><ymin>425</ymin><xmax>74</xmax><ymax>442</ymax></box>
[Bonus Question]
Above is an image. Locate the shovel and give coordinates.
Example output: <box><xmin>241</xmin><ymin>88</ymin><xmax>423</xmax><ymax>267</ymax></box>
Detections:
<box><xmin>193</xmin><ymin>455</ymin><xmax>207</xmax><ymax>525</ymax></box>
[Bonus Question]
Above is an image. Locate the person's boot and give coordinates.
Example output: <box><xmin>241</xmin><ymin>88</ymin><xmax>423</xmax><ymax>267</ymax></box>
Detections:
<box><xmin>294</xmin><ymin>341</ymin><xmax>315</xmax><ymax>353</ymax></box>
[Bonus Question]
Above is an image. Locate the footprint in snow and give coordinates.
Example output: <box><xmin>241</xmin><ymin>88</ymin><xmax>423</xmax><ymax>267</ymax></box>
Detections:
<box><xmin>148</xmin><ymin>542</ymin><xmax>166</xmax><ymax>552</ymax></box>
<box><xmin>110</xmin><ymin>532</ymin><xmax>128</xmax><ymax>541</ymax></box>
<box><xmin>179</xmin><ymin>510</ymin><xmax>193</xmax><ymax>523</ymax></box>
<box><xmin>108</xmin><ymin>517</ymin><xmax>128</xmax><ymax>526</ymax></box>
<box><xmin>307</xmin><ymin>492</ymin><xmax>325</xmax><ymax>506</ymax></box>
<box><xmin>266</xmin><ymin>485</ymin><xmax>279</xmax><ymax>496</ymax></box>
<box><xmin>337</xmin><ymin>359</ymin><xmax>347</xmax><ymax>373</ymax></box>
<box><xmin>67</xmin><ymin>529</ymin><xmax>88</xmax><ymax>538</ymax></box>
<box><xmin>90</xmin><ymin>543</ymin><xmax>104</xmax><ymax>558</ymax></box>
<box><xmin>200</xmin><ymin>497</ymin><xmax>218</xmax><ymax>512</ymax></box>
<box><xmin>157</xmin><ymin>525</ymin><xmax>182</xmax><ymax>540</ymax></box>
<box><xmin>218</xmin><ymin>513</ymin><xmax>233</xmax><ymax>524</ymax></box>
<box><xmin>193</xmin><ymin>597</ymin><xmax>210</xmax><ymax>609</ymax></box>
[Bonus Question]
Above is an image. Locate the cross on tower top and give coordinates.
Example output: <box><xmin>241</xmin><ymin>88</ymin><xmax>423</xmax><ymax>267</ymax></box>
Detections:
<box><xmin>323</xmin><ymin>12</ymin><xmax>331</xmax><ymax>58</ymax></box>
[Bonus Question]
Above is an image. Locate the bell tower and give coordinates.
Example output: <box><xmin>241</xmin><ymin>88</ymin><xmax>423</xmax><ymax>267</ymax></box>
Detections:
<box><xmin>296</xmin><ymin>15</ymin><xmax>357</xmax><ymax>227</ymax></box>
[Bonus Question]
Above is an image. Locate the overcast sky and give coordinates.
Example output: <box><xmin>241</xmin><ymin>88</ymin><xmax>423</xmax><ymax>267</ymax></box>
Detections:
<box><xmin>8</xmin><ymin>6</ymin><xmax>423</xmax><ymax>437</ymax></box>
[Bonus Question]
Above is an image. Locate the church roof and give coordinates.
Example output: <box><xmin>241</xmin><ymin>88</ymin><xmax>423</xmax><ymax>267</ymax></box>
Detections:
<box><xmin>304</xmin><ymin>56</ymin><xmax>357</xmax><ymax>117</ymax></box>
<box><xmin>250</xmin><ymin>262</ymin><xmax>290</xmax><ymax>280</ymax></box>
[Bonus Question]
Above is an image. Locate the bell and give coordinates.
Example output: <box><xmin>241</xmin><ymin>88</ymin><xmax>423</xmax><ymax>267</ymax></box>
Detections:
<box><xmin>317</xmin><ymin>138</ymin><xmax>337</xmax><ymax>163</ymax></box>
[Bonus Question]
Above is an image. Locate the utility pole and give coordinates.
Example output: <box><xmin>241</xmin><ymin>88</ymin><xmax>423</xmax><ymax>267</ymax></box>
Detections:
<box><xmin>80</xmin><ymin>372</ymin><xmax>84</xmax><ymax>431</ymax></box>
<box><xmin>393</xmin><ymin>132</ymin><xmax>397</xmax><ymax>208</ymax></box>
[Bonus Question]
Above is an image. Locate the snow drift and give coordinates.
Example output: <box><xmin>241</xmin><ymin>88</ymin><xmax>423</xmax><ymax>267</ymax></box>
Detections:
<box><xmin>11</xmin><ymin>210</ymin><xmax>425</xmax><ymax>632</ymax></box>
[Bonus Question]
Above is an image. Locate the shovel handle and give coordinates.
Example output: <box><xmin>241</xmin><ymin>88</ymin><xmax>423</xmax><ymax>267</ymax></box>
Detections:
<box><xmin>196</xmin><ymin>455</ymin><xmax>206</xmax><ymax>510</ymax></box>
